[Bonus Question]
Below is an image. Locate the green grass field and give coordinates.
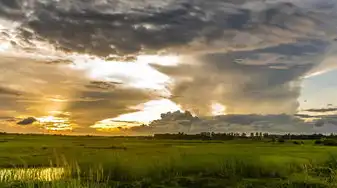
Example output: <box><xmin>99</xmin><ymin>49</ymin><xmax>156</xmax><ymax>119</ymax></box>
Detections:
<box><xmin>1</xmin><ymin>134</ymin><xmax>337</xmax><ymax>187</ymax></box>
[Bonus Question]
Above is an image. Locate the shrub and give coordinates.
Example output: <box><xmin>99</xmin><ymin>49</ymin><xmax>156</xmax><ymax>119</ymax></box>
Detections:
<box><xmin>315</xmin><ymin>139</ymin><xmax>337</xmax><ymax>146</ymax></box>
<box><xmin>323</xmin><ymin>139</ymin><xmax>337</xmax><ymax>146</ymax></box>
<box><xmin>315</xmin><ymin>140</ymin><xmax>323</xmax><ymax>145</ymax></box>
<box><xmin>293</xmin><ymin>141</ymin><xmax>300</xmax><ymax>145</ymax></box>
<box><xmin>278</xmin><ymin>139</ymin><xmax>285</xmax><ymax>143</ymax></box>
<box><xmin>313</xmin><ymin>167</ymin><xmax>335</xmax><ymax>177</ymax></box>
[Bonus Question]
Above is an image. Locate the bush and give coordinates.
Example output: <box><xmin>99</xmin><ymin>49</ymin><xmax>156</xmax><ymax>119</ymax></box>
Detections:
<box><xmin>315</xmin><ymin>140</ymin><xmax>323</xmax><ymax>145</ymax></box>
<box><xmin>293</xmin><ymin>141</ymin><xmax>300</xmax><ymax>145</ymax></box>
<box><xmin>323</xmin><ymin>139</ymin><xmax>337</xmax><ymax>146</ymax></box>
<box><xmin>278</xmin><ymin>139</ymin><xmax>285</xmax><ymax>143</ymax></box>
<box><xmin>315</xmin><ymin>139</ymin><xmax>337</xmax><ymax>146</ymax></box>
<box><xmin>313</xmin><ymin>167</ymin><xmax>335</xmax><ymax>177</ymax></box>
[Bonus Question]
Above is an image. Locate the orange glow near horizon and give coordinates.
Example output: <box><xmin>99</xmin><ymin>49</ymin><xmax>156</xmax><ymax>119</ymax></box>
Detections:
<box><xmin>211</xmin><ymin>102</ymin><xmax>227</xmax><ymax>116</ymax></box>
<box><xmin>1</xmin><ymin>39</ymin><xmax>185</xmax><ymax>132</ymax></box>
<box><xmin>91</xmin><ymin>99</ymin><xmax>182</xmax><ymax>130</ymax></box>
<box><xmin>34</xmin><ymin>110</ymin><xmax>74</xmax><ymax>131</ymax></box>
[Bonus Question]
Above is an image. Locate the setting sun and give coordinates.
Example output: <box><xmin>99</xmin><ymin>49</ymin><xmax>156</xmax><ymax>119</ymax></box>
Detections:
<box><xmin>211</xmin><ymin>102</ymin><xmax>227</xmax><ymax>116</ymax></box>
<box><xmin>35</xmin><ymin>112</ymin><xmax>74</xmax><ymax>131</ymax></box>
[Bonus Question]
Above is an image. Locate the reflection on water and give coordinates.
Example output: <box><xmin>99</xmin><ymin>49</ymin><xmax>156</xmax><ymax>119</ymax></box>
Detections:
<box><xmin>0</xmin><ymin>167</ymin><xmax>65</xmax><ymax>182</ymax></box>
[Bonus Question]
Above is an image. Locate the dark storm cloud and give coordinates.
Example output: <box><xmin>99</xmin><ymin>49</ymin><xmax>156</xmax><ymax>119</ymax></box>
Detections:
<box><xmin>312</xmin><ymin>115</ymin><xmax>337</xmax><ymax>127</ymax></box>
<box><xmin>0</xmin><ymin>86</ymin><xmax>22</xmax><ymax>96</ymax></box>
<box><xmin>304</xmin><ymin>108</ymin><xmax>337</xmax><ymax>113</ymax></box>
<box><xmin>294</xmin><ymin>113</ymin><xmax>337</xmax><ymax>127</ymax></box>
<box><xmin>295</xmin><ymin>114</ymin><xmax>317</xmax><ymax>118</ymax></box>
<box><xmin>1</xmin><ymin>0</ymin><xmax>336</xmax><ymax>57</ymax></box>
<box><xmin>126</xmin><ymin>111</ymin><xmax>316</xmax><ymax>134</ymax></box>
<box><xmin>85</xmin><ymin>81</ymin><xmax>122</xmax><ymax>90</ymax></box>
<box><xmin>17</xmin><ymin>117</ymin><xmax>37</xmax><ymax>125</ymax></box>
<box><xmin>235</xmin><ymin>40</ymin><xmax>329</xmax><ymax>58</ymax></box>
<box><xmin>125</xmin><ymin>111</ymin><xmax>337</xmax><ymax>134</ymax></box>
<box><xmin>324</xmin><ymin>116</ymin><xmax>337</xmax><ymax>126</ymax></box>
<box><xmin>153</xmin><ymin>40</ymin><xmax>324</xmax><ymax>115</ymax></box>
<box><xmin>0</xmin><ymin>0</ymin><xmax>24</xmax><ymax>20</ymax></box>
<box><xmin>127</xmin><ymin>111</ymin><xmax>199</xmax><ymax>133</ymax></box>
<box><xmin>1</xmin><ymin>0</ymin><xmax>337</xmax><ymax>134</ymax></box>
<box><xmin>315</xmin><ymin>119</ymin><xmax>325</xmax><ymax>127</ymax></box>
<box><xmin>212</xmin><ymin>114</ymin><xmax>302</xmax><ymax>126</ymax></box>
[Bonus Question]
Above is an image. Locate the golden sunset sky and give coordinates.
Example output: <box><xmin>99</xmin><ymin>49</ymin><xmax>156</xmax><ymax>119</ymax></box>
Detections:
<box><xmin>1</xmin><ymin>0</ymin><xmax>337</xmax><ymax>135</ymax></box>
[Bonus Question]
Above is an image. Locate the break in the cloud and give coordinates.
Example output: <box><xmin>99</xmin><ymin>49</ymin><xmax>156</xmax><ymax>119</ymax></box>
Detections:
<box><xmin>0</xmin><ymin>0</ymin><xmax>337</xmax><ymax>134</ymax></box>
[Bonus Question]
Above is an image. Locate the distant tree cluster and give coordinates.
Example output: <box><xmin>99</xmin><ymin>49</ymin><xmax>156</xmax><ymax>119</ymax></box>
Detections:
<box><xmin>154</xmin><ymin>132</ymin><xmax>335</xmax><ymax>141</ymax></box>
<box><xmin>1</xmin><ymin>131</ymin><xmax>336</xmax><ymax>144</ymax></box>
<box><xmin>315</xmin><ymin>138</ymin><xmax>337</xmax><ymax>146</ymax></box>
<box><xmin>154</xmin><ymin>132</ymin><xmax>267</xmax><ymax>140</ymax></box>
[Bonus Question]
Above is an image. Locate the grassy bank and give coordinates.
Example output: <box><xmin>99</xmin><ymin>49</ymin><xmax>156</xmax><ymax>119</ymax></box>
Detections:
<box><xmin>1</xmin><ymin>134</ymin><xmax>337</xmax><ymax>187</ymax></box>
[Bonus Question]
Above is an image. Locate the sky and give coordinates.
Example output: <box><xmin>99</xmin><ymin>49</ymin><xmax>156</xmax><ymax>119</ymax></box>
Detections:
<box><xmin>1</xmin><ymin>0</ymin><xmax>337</xmax><ymax>135</ymax></box>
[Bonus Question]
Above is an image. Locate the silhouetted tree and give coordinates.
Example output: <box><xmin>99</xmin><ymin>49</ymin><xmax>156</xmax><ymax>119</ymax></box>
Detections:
<box><xmin>263</xmin><ymin>133</ymin><xmax>269</xmax><ymax>138</ymax></box>
<box><xmin>278</xmin><ymin>138</ymin><xmax>285</xmax><ymax>143</ymax></box>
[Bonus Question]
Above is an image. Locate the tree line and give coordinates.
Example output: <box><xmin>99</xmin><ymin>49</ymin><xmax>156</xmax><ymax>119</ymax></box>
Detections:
<box><xmin>153</xmin><ymin>132</ymin><xmax>335</xmax><ymax>140</ymax></box>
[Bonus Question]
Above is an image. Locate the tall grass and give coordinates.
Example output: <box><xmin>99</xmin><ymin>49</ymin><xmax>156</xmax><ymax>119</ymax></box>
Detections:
<box><xmin>1</xmin><ymin>154</ymin><xmax>337</xmax><ymax>187</ymax></box>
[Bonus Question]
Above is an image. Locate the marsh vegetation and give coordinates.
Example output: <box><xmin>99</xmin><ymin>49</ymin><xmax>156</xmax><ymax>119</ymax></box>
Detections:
<box><xmin>1</xmin><ymin>134</ymin><xmax>337</xmax><ymax>187</ymax></box>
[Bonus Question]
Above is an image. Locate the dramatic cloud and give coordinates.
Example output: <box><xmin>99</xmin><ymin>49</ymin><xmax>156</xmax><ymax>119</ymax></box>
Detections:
<box><xmin>0</xmin><ymin>55</ymin><xmax>163</xmax><ymax>131</ymax></box>
<box><xmin>311</xmin><ymin>115</ymin><xmax>337</xmax><ymax>127</ymax></box>
<box><xmin>85</xmin><ymin>81</ymin><xmax>122</xmax><ymax>90</ymax></box>
<box><xmin>1</xmin><ymin>0</ymin><xmax>337</xmax><ymax>57</ymax></box>
<box><xmin>295</xmin><ymin>113</ymin><xmax>337</xmax><ymax>127</ymax></box>
<box><xmin>154</xmin><ymin>44</ymin><xmax>322</xmax><ymax>115</ymax></box>
<box><xmin>124</xmin><ymin>111</ymin><xmax>333</xmax><ymax>134</ymax></box>
<box><xmin>315</xmin><ymin>119</ymin><xmax>325</xmax><ymax>127</ymax></box>
<box><xmin>65</xmin><ymin>88</ymin><xmax>160</xmax><ymax>127</ymax></box>
<box><xmin>321</xmin><ymin>115</ymin><xmax>337</xmax><ymax>126</ymax></box>
<box><xmin>17</xmin><ymin>117</ymin><xmax>37</xmax><ymax>125</ymax></box>
<box><xmin>0</xmin><ymin>86</ymin><xmax>22</xmax><ymax>96</ymax></box>
<box><xmin>304</xmin><ymin>107</ymin><xmax>337</xmax><ymax>113</ymax></box>
<box><xmin>1</xmin><ymin>0</ymin><xmax>337</xmax><ymax>134</ymax></box>
<box><xmin>295</xmin><ymin>114</ymin><xmax>317</xmax><ymax>119</ymax></box>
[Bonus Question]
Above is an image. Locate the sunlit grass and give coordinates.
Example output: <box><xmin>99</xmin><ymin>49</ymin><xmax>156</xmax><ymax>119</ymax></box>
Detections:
<box><xmin>1</xmin><ymin>134</ymin><xmax>337</xmax><ymax>187</ymax></box>
<box><xmin>1</xmin><ymin>156</ymin><xmax>337</xmax><ymax>188</ymax></box>
<box><xmin>0</xmin><ymin>167</ymin><xmax>65</xmax><ymax>182</ymax></box>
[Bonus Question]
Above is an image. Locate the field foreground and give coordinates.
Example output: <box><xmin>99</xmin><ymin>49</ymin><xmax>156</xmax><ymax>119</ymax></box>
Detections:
<box><xmin>1</xmin><ymin>134</ymin><xmax>337</xmax><ymax>187</ymax></box>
